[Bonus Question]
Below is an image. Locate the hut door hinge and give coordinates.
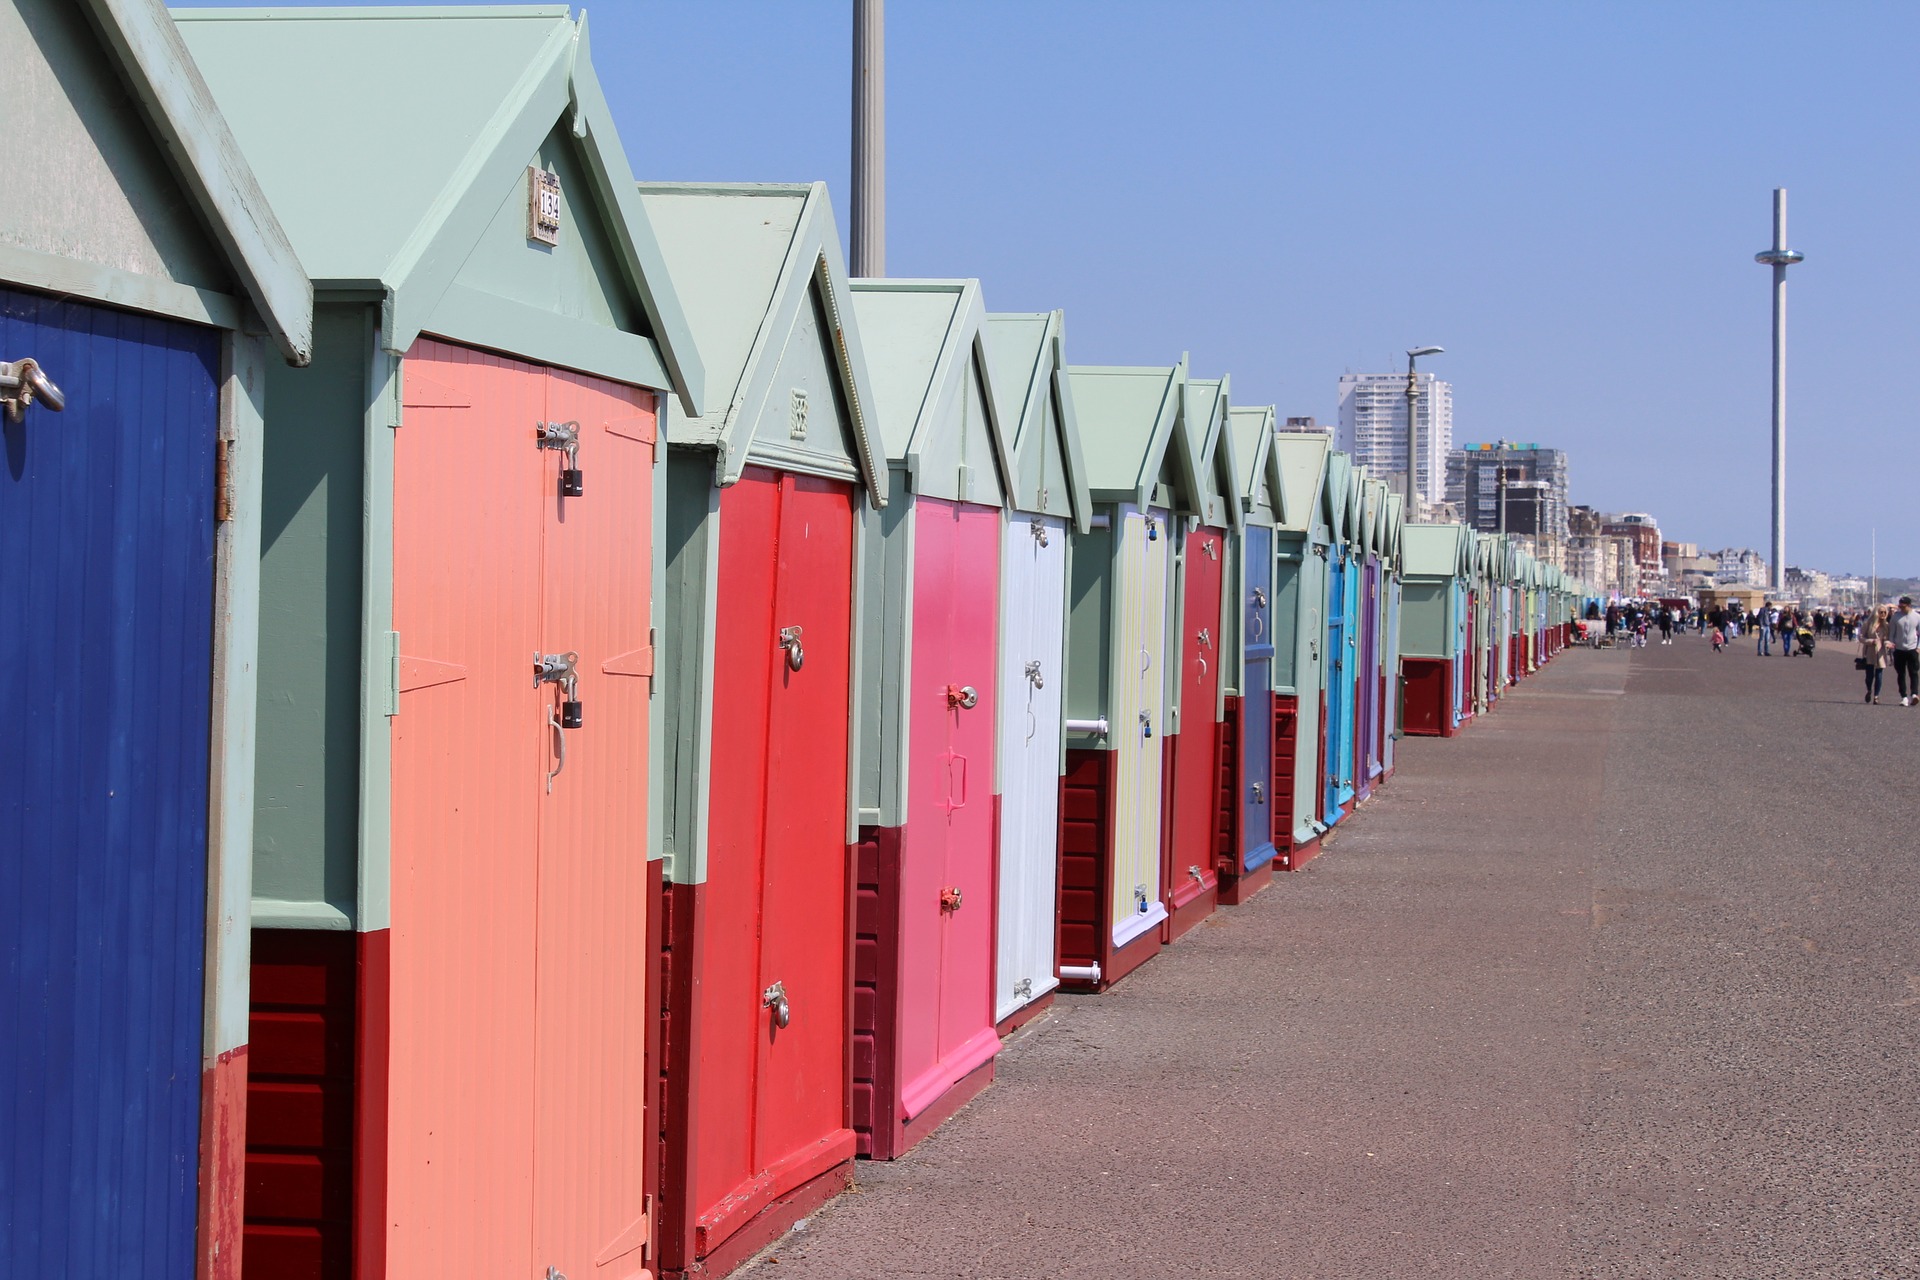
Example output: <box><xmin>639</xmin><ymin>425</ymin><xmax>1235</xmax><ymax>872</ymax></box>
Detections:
<box><xmin>215</xmin><ymin>438</ymin><xmax>235</xmax><ymax>523</ymax></box>
<box><xmin>384</xmin><ymin>631</ymin><xmax>401</xmax><ymax>716</ymax></box>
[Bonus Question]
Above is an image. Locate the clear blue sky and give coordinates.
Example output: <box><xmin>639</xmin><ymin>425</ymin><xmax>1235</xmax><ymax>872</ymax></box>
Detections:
<box><xmin>185</xmin><ymin>2</ymin><xmax>1918</xmax><ymax>576</ymax></box>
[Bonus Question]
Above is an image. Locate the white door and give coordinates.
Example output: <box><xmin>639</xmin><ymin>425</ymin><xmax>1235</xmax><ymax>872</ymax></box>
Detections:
<box><xmin>996</xmin><ymin>509</ymin><xmax>1068</xmax><ymax>1022</ymax></box>
<box><xmin>1111</xmin><ymin>505</ymin><xmax>1170</xmax><ymax>948</ymax></box>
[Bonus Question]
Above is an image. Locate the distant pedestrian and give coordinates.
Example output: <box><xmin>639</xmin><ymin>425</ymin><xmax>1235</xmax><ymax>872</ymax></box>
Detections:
<box><xmin>1658</xmin><ymin>608</ymin><xmax>1674</xmax><ymax>645</ymax></box>
<box><xmin>1777</xmin><ymin>608</ymin><xmax>1795</xmax><ymax>657</ymax></box>
<box><xmin>1860</xmin><ymin>606</ymin><xmax>1891</xmax><ymax>704</ymax></box>
<box><xmin>1711</xmin><ymin>626</ymin><xmax>1726</xmax><ymax>653</ymax></box>
<box><xmin>1891</xmin><ymin>597</ymin><xmax>1920</xmax><ymax>706</ymax></box>
<box><xmin>1756</xmin><ymin>603</ymin><xmax>1773</xmax><ymax>655</ymax></box>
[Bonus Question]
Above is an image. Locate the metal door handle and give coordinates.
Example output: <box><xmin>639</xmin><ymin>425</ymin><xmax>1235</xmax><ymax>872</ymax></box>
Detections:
<box><xmin>947</xmin><ymin>684</ymin><xmax>978</xmax><ymax>710</ymax></box>
<box><xmin>763</xmin><ymin>980</ymin><xmax>791</xmax><ymax>1028</ymax></box>
<box><xmin>941</xmin><ymin>886</ymin><xmax>964</xmax><ymax>912</ymax></box>
<box><xmin>546</xmin><ymin>712</ymin><xmax>566</xmax><ymax>793</ymax></box>
<box><xmin>780</xmin><ymin>626</ymin><xmax>804</xmax><ymax>671</ymax></box>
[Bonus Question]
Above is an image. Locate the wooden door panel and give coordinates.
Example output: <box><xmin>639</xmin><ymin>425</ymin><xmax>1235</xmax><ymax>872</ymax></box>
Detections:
<box><xmin>1168</xmin><ymin>528</ymin><xmax>1225</xmax><ymax>902</ymax></box>
<box><xmin>755</xmin><ymin>475</ymin><xmax>857</xmax><ymax>1173</ymax></box>
<box><xmin>532</xmin><ymin>367</ymin><xmax>655</xmax><ymax>1279</ymax></box>
<box><xmin>391</xmin><ymin>339</ymin><xmax>545</xmax><ymax>1278</ymax></box>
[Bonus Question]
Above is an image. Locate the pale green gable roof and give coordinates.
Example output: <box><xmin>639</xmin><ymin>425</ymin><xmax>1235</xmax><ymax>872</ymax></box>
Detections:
<box><xmin>1184</xmin><ymin>375</ymin><xmax>1241</xmax><ymax>532</ymax></box>
<box><xmin>175</xmin><ymin>4</ymin><xmax>702</xmax><ymax>411</ymax></box>
<box><xmin>849</xmin><ymin>278</ymin><xmax>1011</xmax><ymax>505</ymax></box>
<box><xmin>1271</xmin><ymin>432</ymin><xmax>1329</xmax><ymax>536</ymax></box>
<box><xmin>1228</xmin><ymin>405</ymin><xmax>1279</xmax><ymax>527</ymax></box>
<box><xmin>985</xmin><ymin>311</ymin><xmax>1092</xmax><ymax>531</ymax></box>
<box><xmin>1403</xmin><ymin>522</ymin><xmax>1469</xmax><ymax>579</ymax></box>
<box><xmin>1064</xmin><ymin>359</ymin><xmax>1189</xmax><ymax>508</ymax></box>
<box><xmin>636</xmin><ymin>181</ymin><xmax>884</xmax><ymax>500</ymax></box>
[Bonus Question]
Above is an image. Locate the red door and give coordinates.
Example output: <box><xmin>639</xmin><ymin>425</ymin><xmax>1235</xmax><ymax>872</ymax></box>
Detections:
<box><xmin>680</xmin><ymin>469</ymin><xmax>857</xmax><ymax>1263</ymax></box>
<box><xmin>1164</xmin><ymin>525</ymin><xmax>1225</xmax><ymax>937</ymax></box>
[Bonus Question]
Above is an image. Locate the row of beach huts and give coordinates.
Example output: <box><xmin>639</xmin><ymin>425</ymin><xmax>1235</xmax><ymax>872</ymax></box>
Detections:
<box><xmin>0</xmin><ymin>4</ymin><xmax>1589</xmax><ymax>1279</ymax></box>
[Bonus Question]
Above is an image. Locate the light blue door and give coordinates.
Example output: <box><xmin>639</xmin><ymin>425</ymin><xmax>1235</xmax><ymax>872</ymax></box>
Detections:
<box><xmin>1239</xmin><ymin>526</ymin><xmax>1274</xmax><ymax>872</ymax></box>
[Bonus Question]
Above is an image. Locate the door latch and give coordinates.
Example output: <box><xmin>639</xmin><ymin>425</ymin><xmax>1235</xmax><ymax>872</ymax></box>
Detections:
<box><xmin>1252</xmin><ymin>587</ymin><xmax>1267</xmax><ymax>609</ymax></box>
<box><xmin>1</xmin><ymin>358</ymin><xmax>65</xmax><ymax>423</ymax></box>
<box><xmin>1013</xmin><ymin>977</ymin><xmax>1033</xmax><ymax>1000</ymax></box>
<box><xmin>947</xmin><ymin>684</ymin><xmax>979</xmax><ymax>710</ymax></box>
<box><xmin>1197</xmin><ymin>628</ymin><xmax>1212</xmax><ymax>649</ymax></box>
<box><xmin>1188</xmin><ymin>865</ymin><xmax>1205</xmax><ymax>885</ymax></box>
<box><xmin>1252</xmin><ymin>781</ymin><xmax>1265</xmax><ymax>803</ymax></box>
<box><xmin>1134</xmin><ymin>884</ymin><xmax>1151</xmax><ymax>913</ymax></box>
<box><xmin>763</xmin><ymin>980</ymin><xmax>791</xmax><ymax>1029</ymax></box>
<box><xmin>535</xmin><ymin>651</ymin><xmax>582</xmax><ymax>727</ymax></box>
<box><xmin>1145</xmin><ymin>515</ymin><xmax>1159</xmax><ymax>542</ymax></box>
<box><xmin>940</xmin><ymin>886</ymin><xmax>964</xmax><ymax>912</ymax></box>
<box><xmin>779</xmin><ymin>625</ymin><xmax>804</xmax><ymax>671</ymax></box>
<box><xmin>537</xmin><ymin>420</ymin><xmax>584</xmax><ymax>497</ymax></box>
<box><xmin>1203</xmin><ymin>538</ymin><xmax>1218</xmax><ymax>559</ymax></box>
<box><xmin>1024</xmin><ymin>660</ymin><xmax>1044</xmax><ymax>689</ymax></box>
<box><xmin>1029</xmin><ymin>517</ymin><xmax>1050</xmax><ymax>548</ymax></box>
<box><xmin>1140</xmin><ymin>710</ymin><xmax>1153</xmax><ymax>738</ymax></box>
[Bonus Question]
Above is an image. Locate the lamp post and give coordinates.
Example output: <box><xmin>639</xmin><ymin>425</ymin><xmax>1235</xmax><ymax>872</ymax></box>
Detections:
<box><xmin>1754</xmin><ymin>189</ymin><xmax>1802</xmax><ymax>594</ymax></box>
<box><xmin>1403</xmin><ymin>345</ymin><xmax>1443</xmax><ymax>521</ymax></box>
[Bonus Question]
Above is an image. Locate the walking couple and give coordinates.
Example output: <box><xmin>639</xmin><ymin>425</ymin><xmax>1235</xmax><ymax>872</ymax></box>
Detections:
<box><xmin>1859</xmin><ymin>596</ymin><xmax>1920</xmax><ymax>705</ymax></box>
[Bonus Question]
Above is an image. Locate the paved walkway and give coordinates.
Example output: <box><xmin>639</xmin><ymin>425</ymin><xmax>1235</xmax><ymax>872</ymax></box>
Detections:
<box><xmin>741</xmin><ymin>637</ymin><xmax>1920</xmax><ymax>1279</ymax></box>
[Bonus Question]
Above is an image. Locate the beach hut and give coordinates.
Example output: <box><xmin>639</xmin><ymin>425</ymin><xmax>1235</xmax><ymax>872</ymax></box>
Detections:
<box><xmin>1</xmin><ymin>3</ymin><xmax>311</xmax><ymax>1274</ymax></box>
<box><xmin>1320</xmin><ymin>452</ymin><xmax>1362</xmax><ymax>827</ymax></box>
<box><xmin>1271</xmin><ymin>432</ymin><xmax>1331</xmax><ymax>869</ymax></box>
<box><xmin>1056</xmin><ymin>360</ymin><xmax>1194</xmax><ymax>989</ymax></box>
<box><xmin>181</xmin><ymin>9</ymin><xmax>701</xmax><ymax>1277</ymax></box>
<box><xmin>984</xmin><ymin>311</ymin><xmax>1090</xmax><ymax>1033</ymax></box>
<box><xmin>848</xmin><ymin>279</ymin><xmax>1013</xmax><ymax>1159</ymax></box>
<box><xmin>1161</xmin><ymin>375</ymin><xmax>1240</xmax><ymax>942</ymax></box>
<box><xmin>1217</xmin><ymin>406</ymin><xmax>1285</xmax><ymax>904</ymax></box>
<box><xmin>1399</xmin><ymin>524</ymin><xmax>1474</xmax><ymax>737</ymax></box>
<box><xmin>1378</xmin><ymin>490</ymin><xmax>1406</xmax><ymax>782</ymax></box>
<box><xmin>636</xmin><ymin>182</ymin><xmax>885</xmax><ymax>1276</ymax></box>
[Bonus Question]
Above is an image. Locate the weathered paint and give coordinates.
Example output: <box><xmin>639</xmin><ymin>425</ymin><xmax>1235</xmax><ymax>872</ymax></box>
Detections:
<box><xmin>1</xmin><ymin>289</ymin><xmax>218</xmax><ymax>1279</ymax></box>
<box><xmin>386</xmin><ymin>339</ymin><xmax>654</xmax><ymax>1280</ymax></box>
<box><xmin>995</xmin><ymin>509</ymin><xmax>1068</xmax><ymax>1023</ymax></box>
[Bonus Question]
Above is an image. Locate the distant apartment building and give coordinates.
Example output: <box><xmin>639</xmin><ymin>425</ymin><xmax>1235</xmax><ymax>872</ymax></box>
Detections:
<box><xmin>1336</xmin><ymin>372</ymin><xmax>1453</xmax><ymax>505</ymax></box>
<box><xmin>1602</xmin><ymin>513</ymin><xmax>1663</xmax><ymax>578</ymax></box>
<box><xmin>1714</xmin><ymin>548</ymin><xmax>1770</xmax><ymax>588</ymax></box>
<box><xmin>1663</xmin><ymin>541</ymin><xmax>1719</xmax><ymax>589</ymax></box>
<box><xmin>1280</xmin><ymin>415</ymin><xmax>1331</xmax><ymax>435</ymax></box>
<box><xmin>1567</xmin><ymin>535</ymin><xmax>1637</xmax><ymax>598</ymax></box>
<box><xmin>1785</xmin><ymin>566</ymin><xmax>1833</xmax><ymax>602</ymax></box>
<box><xmin>1445</xmin><ymin>442</ymin><xmax>1569</xmax><ymax>541</ymax></box>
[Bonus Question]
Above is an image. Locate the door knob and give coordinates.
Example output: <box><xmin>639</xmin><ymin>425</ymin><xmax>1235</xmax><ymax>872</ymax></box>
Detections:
<box><xmin>947</xmin><ymin>684</ymin><xmax>979</xmax><ymax>710</ymax></box>
<box><xmin>779</xmin><ymin>626</ymin><xmax>804</xmax><ymax>671</ymax></box>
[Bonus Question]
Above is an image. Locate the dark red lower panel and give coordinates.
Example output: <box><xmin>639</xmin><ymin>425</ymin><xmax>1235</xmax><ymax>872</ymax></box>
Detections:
<box><xmin>658</xmin><ymin>879</ymin><xmax>703</xmax><ymax>1276</ymax></box>
<box><xmin>995</xmin><ymin>990</ymin><xmax>1055</xmax><ymax>1037</ymax></box>
<box><xmin>851</xmin><ymin>827</ymin><xmax>903</xmax><ymax>1159</ymax></box>
<box><xmin>1401</xmin><ymin>657</ymin><xmax>1450</xmax><ymax>737</ymax></box>
<box><xmin>1057</xmin><ymin>751</ymin><xmax>1112</xmax><ymax>980</ymax></box>
<box><xmin>1220</xmin><ymin>858</ymin><xmax>1272</xmax><ymax>905</ymax></box>
<box><xmin>353</xmin><ymin>930</ymin><xmax>389</xmax><ymax>1280</ymax></box>
<box><xmin>669</xmin><ymin>1163</ymin><xmax>851</xmax><ymax>1279</ymax></box>
<box><xmin>244</xmin><ymin>929</ymin><xmax>359</xmax><ymax>1280</ymax></box>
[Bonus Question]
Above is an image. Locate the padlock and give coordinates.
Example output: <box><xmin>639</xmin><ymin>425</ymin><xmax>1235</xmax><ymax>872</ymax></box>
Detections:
<box><xmin>561</xmin><ymin>699</ymin><xmax>583</xmax><ymax>729</ymax></box>
<box><xmin>561</xmin><ymin>467</ymin><xmax>585</xmax><ymax>497</ymax></box>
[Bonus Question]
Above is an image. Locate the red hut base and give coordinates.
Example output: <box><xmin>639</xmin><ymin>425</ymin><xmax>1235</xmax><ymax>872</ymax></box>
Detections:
<box><xmin>1056</xmin><ymin>750</ymin><xmax>1164</xmax><ymax>992</ymax></box>
<box><xmin>1162</xmin><ymin>736</ymin><xmax>1219</xmax><ymax>945</ymax></box>
<box><xmin>995</xmin><ymin>991</ymin><xmax>1055</xmax><ymax>1038</ymax></box>
<box><xmin>1215</xmin><ymin>699</ymin><xmax>1274</xmax><ymax>906</ymax></box>
<box><xmin>1400</xmin><ymin>657</ymin><xmax>1451</xmax><ymax>737</ymax></box>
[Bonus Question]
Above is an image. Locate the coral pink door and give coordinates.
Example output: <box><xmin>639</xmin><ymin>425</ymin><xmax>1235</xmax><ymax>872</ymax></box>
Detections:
<box><xmin>391</xmin><ymin>340</ymin><xmax>654</xmax><ymax>1280</ymax></box>
<box><xmin>898</xmin><ymin>498</ymin><xmax>1001</xmax><ymax>1119</ymax></box>
<box><xmin>1165</xmin><ymin>526</ymin><xmax>1225</xmax><ymax>913</ymax></box>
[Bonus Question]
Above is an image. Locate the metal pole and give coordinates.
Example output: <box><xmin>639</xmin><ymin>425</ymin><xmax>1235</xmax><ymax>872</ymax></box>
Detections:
<box><xmin>1496</xmin><ymin>462</ymin><xmax>1506</xmax><ymax>537</ymax></box>
<box><xmin>851</xmin><ymin>0</ymin><xmax>885</xmax><ymax>277</ymax></box>
<box><xmin>1404</xmin><ymin>357</ymin><xmax>1420</xmax><ymax>521</ymax></box>
<box><xmin>1755</xmin><ymin>189</ymin><xmax>1802</xmax><ymax>594</ymax></box>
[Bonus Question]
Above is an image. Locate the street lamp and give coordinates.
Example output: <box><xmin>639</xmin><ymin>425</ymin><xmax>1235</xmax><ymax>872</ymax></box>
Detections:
<box><xmin>1404</xmin><ymin>345</ymin><xmax>1443</xmax><ymax>521</ymax></box>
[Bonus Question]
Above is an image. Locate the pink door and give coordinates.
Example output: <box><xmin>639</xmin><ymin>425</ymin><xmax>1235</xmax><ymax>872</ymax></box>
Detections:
<box><xmin>898</xmin><ymin>498</ymin><xmax>1001</xmax><ymax>1120</ymax></box>
<box><xmin>391</xmin><ymin>340</ymin><xmax>654</xmax><ymax>1280</ymax></box>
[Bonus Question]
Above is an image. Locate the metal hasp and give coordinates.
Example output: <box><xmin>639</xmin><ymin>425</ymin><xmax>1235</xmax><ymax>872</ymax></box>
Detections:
<box><xmin>947</xmin><ymin>683</ymin><xmax>979</xmax><ymax>710</ymax></box>
<box><xmin>779</xmin><ymin>625</ymin><xmax>805</xmax><ymax>671</ymax></box>
<box><xmin>535</xmin><ymin>653</ymin><xmax>582</xmax><ymax>795</ymax></box>
<box><xmin>1024</xmin><ymin>659</ymin><xmax>1044</xmax><ymax>689</ymax></box>
<box><xmin>1754</xmin><ymin>188</ymin><xmax>1803</xmax><ymax>594</ymax></box>
<box><xmin>763</xmin><ymin>980</ymin><xmax>791</xmax><ymax>1029</ymax></box>
<box><xmin>538</xmin><ymin>419</ymin><xmax>584</xmax><ymax>497</ymax></box>
<box><xmin>940</xmin><ymin>886</ymin><xmax>964</xmax><ymax>912</ymax></box>
<box><xmin>1029</xmin><ymin>517</ymin><xmax>1049</xmax><ymax>547</ymax></box>
<box><xmin>1</xmin><ymin>358</ymin><xmax>65</xmax><ymax>423</ymax></box>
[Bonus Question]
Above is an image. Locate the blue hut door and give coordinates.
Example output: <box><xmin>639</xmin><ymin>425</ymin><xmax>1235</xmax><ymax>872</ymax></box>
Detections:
<box><xmin>2</xmin><ymin>289</ymin><xmax>219</xmax><ymax>1278</ymax></box>
<box><xmin>1239</xmin><ymin>526</ymin><xmax>1275</xmax><ymax>873</ymax></box>
<box><xmin>1322</xmin><ymin>551</ymin><xmax>1348</xmax><ymax>824</ymax></box>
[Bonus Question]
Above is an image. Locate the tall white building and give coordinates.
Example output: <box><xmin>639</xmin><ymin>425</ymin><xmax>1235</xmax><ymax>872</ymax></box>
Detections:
<box><xmin>1337</xmin><ymin>372</ymin><xmax>1454</xmax><ymax>505</ymax></box>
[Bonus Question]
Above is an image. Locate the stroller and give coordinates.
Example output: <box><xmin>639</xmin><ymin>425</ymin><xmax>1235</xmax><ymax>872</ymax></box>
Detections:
<box><xmin>1796</xmin><ymin>627</ymin><xmax>1816</xmax><ymax>657</ymax></box>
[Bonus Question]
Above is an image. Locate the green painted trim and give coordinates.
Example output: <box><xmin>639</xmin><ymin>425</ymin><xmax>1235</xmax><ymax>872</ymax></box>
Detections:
<box><xmin>251</xmin><ymin>899</ymin><xmax>355</xmax><ymax>931</ymax></box>
<box><xmin>0</xmin><ymin>242</ymin><xmax>241</xmax><ymax>330</ymax></box>
<box><xmin>203</xmin><ymin>330</ymin><xmax>264</xmax><ymax>1060</ymax></box>
<box><xmin>846</xmin><ymin>489</ymin><xmax>872</xmax><ymax>844</ymax></box>
<box><xmin>423</xmin><ymin>282</ymin><xmax>671</xmax><ymax>390</ymax></box>
<box><xmin>384</xmin><ymin>18</ymin><xmax>577</xmax><ymax>351</ymax></box>
<box><xmin>356</xmin><ymin>337</ymin><xmax>398</xmax><ymax>935</ymax></box>
<box><xmin>84</xmin><ymin>0</ymin><xmax>313</xmax><ymax>361</ymax></box>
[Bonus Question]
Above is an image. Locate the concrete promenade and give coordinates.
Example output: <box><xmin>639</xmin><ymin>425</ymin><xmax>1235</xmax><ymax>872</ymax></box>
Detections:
<box><xmin>740</xmin><ymin>635</ymin><xmax>1920</xmax><ymax>1278</ymax></box>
